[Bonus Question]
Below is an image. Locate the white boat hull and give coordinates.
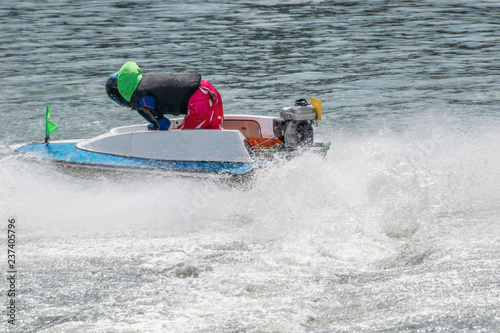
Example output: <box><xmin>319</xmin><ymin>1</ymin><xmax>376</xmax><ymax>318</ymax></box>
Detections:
<box><xmin>11</xmin><ymin>112</ymin><xmax>329</xmax><ymax>180</ymax></box>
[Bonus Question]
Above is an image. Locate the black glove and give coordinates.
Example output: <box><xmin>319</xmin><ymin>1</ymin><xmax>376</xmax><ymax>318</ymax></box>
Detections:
<box><xmin>136</xmin><ymin>106</ymin><xmax>159</xmax><ymax>129</ymax></box>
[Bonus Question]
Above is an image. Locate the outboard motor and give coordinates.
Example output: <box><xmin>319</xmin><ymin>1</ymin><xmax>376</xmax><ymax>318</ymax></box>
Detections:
<box><xmin>273</xmin><ymin>98</ymin><xmax>317</xmax><ymax>149</ymax></box>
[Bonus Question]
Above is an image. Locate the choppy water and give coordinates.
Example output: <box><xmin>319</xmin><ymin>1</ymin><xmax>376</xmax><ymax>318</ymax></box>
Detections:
<box><xmin>1</xmin><ymin>1</ymin><xmax>499</xmax><ymax>332</ymax></box>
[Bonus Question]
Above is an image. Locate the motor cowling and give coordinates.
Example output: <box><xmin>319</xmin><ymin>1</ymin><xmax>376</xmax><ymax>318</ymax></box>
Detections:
<box><xmin>273</xmin><ymin>98</ymin><xmax>315</xmax><ymax>148</ymax></box>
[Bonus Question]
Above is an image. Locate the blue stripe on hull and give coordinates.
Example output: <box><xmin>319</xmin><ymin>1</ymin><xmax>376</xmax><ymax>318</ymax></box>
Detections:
<box><xmin>15</xmin><ymin>142</ymin><xmax>255</xmax><ymax>174</ymax></box>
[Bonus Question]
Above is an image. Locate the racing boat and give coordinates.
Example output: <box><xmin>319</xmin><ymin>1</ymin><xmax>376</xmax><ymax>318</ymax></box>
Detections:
<box><xmin>11</xmin><ymin>98</ymin><xmax>330</xmax><ymax>180</ymax></box>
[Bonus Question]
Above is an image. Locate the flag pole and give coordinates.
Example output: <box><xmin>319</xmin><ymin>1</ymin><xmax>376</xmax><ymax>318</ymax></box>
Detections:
<box><xmin>45</xmin><ymin>104</ymin><xmax>50</xmax><ymax>143</ymax></box>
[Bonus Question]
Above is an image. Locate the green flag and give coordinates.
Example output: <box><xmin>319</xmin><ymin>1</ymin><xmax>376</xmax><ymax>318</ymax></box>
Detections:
<box><xmin>45</xmin><ymin>104</ymin><xmax>59</xmax><ymax>135</ymax></box>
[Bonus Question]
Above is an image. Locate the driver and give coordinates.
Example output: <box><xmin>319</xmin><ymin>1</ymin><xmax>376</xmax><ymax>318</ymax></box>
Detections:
<box><xmin>105</xmin><ymin>61</ymin><xmax>223</xmax><ymax>130</ymax></box>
